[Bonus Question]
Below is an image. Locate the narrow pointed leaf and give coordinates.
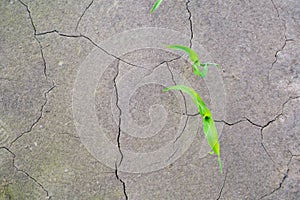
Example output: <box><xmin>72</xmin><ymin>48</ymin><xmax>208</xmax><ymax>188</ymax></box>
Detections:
<box><xmin>218</xmin><ymin>156</ymin><xmax>223</xmax><ymax>173</ymax></box>
<box><xmin>163</xmin><ymin>85</ymin><xmax>222</xmax><ymax>173</ymax></box>
<box><xmin>163</xmin><ymin>85</ymin><xmax>207</xmax><ymax>115</ymax></box>
<box><xmin>150</xmin><ymin>0</ymin><xmax>164</xmax><ymax>13</ymax></box>
<box><xmin>167</xmin><ymin>45</ymin><xmax>219</xmax><ymax>78</ymax></box>
<box><xmin>167</xmin><ymin>45</ymin><xmax>199</xmax><ymax>63</ymax></box>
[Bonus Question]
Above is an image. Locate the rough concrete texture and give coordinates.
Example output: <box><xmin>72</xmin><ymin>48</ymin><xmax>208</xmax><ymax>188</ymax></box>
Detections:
<box><xmin>0</xmin><ymin>0</ymin><xmax>299</xmax><ymax>199</ymax></box>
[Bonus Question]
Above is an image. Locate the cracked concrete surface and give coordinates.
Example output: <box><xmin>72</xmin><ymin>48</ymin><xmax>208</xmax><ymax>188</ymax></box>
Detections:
<box><xmin>1</xmin><ymin>0</ymin><xmax>299</xmax><ymax>199</ymax></box>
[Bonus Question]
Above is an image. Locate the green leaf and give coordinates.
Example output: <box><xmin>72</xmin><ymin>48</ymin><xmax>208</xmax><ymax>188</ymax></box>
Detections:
<box><xmin>163</xmin><ymin>85</ymin><xmax>207</xmax><ymax>115</ymax></box>
<box><xmin>167</xmin><ymin>45</ymin><xmax>219</xmax><ymax>78</ymax></box>
<box><xmin>192</xmin><ymin>63</ymin><xmax>208</xmax><ymax>78</ymax></box>
<box><xmin>167</xmin><ymin>45</ymin><xmax>199</xmax><ymax>64</ymax></box>
<box><xmin>150</xmin><ymin>0</ymin><xmax>164</xmax><ymax>13</ymax></box>
<box><xmin>203</xmin><ymin>114</ymin><xmax>222</xmax><ymax>173</ymax></box>
<box><xmin>163</xmin><ymin>85</ymin><xmax>222</xmax><ymax>173</ymax></box>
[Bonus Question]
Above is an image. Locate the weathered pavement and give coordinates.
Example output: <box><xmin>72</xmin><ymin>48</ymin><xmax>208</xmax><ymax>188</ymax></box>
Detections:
<box><xmin>0</xmin><ymin>0</ymin><xmax>299</xmax><ymax>199</ymax></box>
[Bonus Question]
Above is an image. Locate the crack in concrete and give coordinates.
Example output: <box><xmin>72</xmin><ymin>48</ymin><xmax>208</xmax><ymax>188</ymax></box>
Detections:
<box><xmin>258</xmin><ymin>151</ymin><xmax>295</xmax><ymax>200</ymax></box>
<box><xmin>268</xmin><ymin>0</ymin><xmax>294</xmax><ymax>82</ymax></box>
<box><xmin>259</xmin><ymin>96</ymin><xmax>300</xmax><ymax>164</ymax></box>
<box><xmin>165</xmin><ymin>62</ymin><xmax>189</xmax><ymax>139</ymax></box>
<box><xmin>112</xmin><ymin>60</ymin><xmax>128</xmax><ymax>200</ymax></box>
<box><xmin>165</xmin><ymin>62</ymin><xmax>187</xmax><ymax>114</ymax></box>
<box><xmin>0</xmin><ymin>147</ymin><xmax>51</xmax><ymax>199</ymax></box>
<box><xmin>214</xmin><ymin>96</ymin><xmax>300</xmax><ymax>164</ymax></box>
<box><xmin>185</xmin><ymin>0</ymin><xmax>194</xmax><ymax>48</ymax></box>
<box><xmin>177</xmin><ymin>95</ymin><xmax>299</xmax><ymax>175</ymax></box>
<box><xmin>214</xmin><ymin>96</ymin><xmax>300</xmax><ymax>190</ymax></box>
<box><xmin>9</xmin><ymin>81</ymin><xmax>56</xmax><ymax>147</ymax></box>
<box><xmin>113</xmin><ymin>60</ymin><xmax>124</xmax><ymax>167</ymax></box>
<box><xmin>18</xmin><ymin>0</ymin><xmax>48</xmax><ymax>78</ymax></box>
<box><xmin>114</xmin><ymin>164</ymin><xmax>128</xmax><ymax>200</ymax></box>
<box><xmin>270</xmin><ymin>0</ymin><xmax>287</xmax><ymax>68</ymax></box>
<box><xmin>75</xmin><ymin>0</ymin><xmax>94</xmax><ymax>32</ymax></box>
<box><xmin>209</xmin><ymin>97</ymin><xmax>299</xmax><ymax>200</ymax></box>
<box><xmin>175</xmin><ymin>111</ymin><xmax>199</xmax><ymax>116</ymax></box>
<box><xmin>165</xmin><ymin>62</ymin><xmax>190</xmax><ymax>161</ymax></box>
<box><xmin>35</xmin><ymin>29</ymin><xmax>153</xmax><ymax>71</ymax></box>
<box><xmin>214</xmin><ymin>119</ymin><xmax>245</xmax><ymax>126</ymax></box>
<box><xmin>259</xmin><ymin>168</ymin><xmax>289</xmax><ymax>199</ymax></box>
<box><xmin>133</xmin><ymin>55</ymin><xmax>183</xmax><ymax>87</ymax></box>
<box><xmin>216</xmin><ymin>170</ymin><xmax>227</xmax><ymax>200</ymax></box>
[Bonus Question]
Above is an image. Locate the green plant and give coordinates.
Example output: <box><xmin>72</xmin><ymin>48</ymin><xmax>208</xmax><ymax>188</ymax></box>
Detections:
<box><xmin>165</xmin><ymin>46</ymin><xmax>222</xmax><ymax>173</ymax></box>
<box><xmin>168</xmin><ymin>45</ymin><xmax>219</xmax><ymax>78</ymax></box>
<box><xmin>150</xmin><ymin>0</ymin><xmax>164</xmax><ymax>13</ymax></box>
<box><xmin>163</xmin><ymin>85</ymin><xmax>222</xmax><ymax>173</ymax></box>
<box><xmin>150</xmin><ymin>1</ymin><xmax>223</xmax><ymax>173</ymax></box>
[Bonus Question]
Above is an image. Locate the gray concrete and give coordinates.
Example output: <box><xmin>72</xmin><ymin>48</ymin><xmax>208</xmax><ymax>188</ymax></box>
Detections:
<box><xmin>0</xmin><ymin>0</ymin><xmax>299</xmax><ymax>199</ymax></box>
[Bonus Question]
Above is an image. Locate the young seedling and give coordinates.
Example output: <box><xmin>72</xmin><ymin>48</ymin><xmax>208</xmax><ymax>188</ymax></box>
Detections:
<box><xmin>149</xmin><ymin>2</ymin><xmax>223</xmax><ymax>173</ymax></box>
<box><xmin>168</xmin><ymin>45</ymin><xmax>219</xmax><ymax>78</ymax></box>
<box><xmin>150</xmin><ymin>0</ymin><xmax>164</xmax><ymax>13</ymax></box>
<box><xmin>163</xmin><ymin>85</ymin><xmax>222</xmax><ymax>173</ymax></box>
<box><xmin>164</xmin><ymin>45</ymin><xmax>222</xmax><ymax>173</ymax></box>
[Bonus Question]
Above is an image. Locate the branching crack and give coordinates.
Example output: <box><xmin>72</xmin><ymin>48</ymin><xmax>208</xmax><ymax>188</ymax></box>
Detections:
<box><xmin>113</xmin><ymin>60</ymin><xmax>128</xmax><ymax>200</ymax></box>
<box><xmin>259</xmin><ymin>96</ymin><xmax>300</xmax><ymax>165</ymax></box>
<box><xmin>35</xmin><ymin>29</ymin><xmax>153</xmax><ymax>71</ymax></box>
<box><xmin>75</xmin><ymin>0</ymin><xmax>94</xmax><ymax>32</ymax></box>
<box><xmin>9</xmin><ymin>81</ymin><xmax>56</xmax><ymax>147</ymax></box>
<box><xmin>135</xmin><ymin>55</ymin><xmax>183</xmax><ymax>86</ymax></box>
<box><xmin>0</xmin><ymin>147</ymin><xmax>51</xmax><ymax>199</ymax></box>
<box><xmin>165</xmin><ymin>62</ymin><xmax>188</xmax><ymax>116</ymax></box>
<box><xmin>268</xmin><ymin>0</ymin><xmax>294</xmax><ymax>81</ymax></box>
<box><xmin>185</xmin><ymin>0</ymin><xmax>194</xmax><ymax>48</ymax></box>
<box><xmin>18</xmin><ymin>0</ymin><xmax>48</xmax><ymax>78</ymax></box>
<box><xmin>164</xmin><ymin>62</ymin><xmax>190</xmax><ymax>161</ymax></box>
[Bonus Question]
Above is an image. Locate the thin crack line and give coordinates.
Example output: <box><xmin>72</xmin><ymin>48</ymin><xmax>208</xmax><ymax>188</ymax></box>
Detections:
<box><xmin>75</xmin><ymin>0</ymin><xmax>94</xmax><ymax>32</ymax></box>
<box><xmin>174</xmin><ymin>111</ymin><xmax>199</xmax><ymax>116</ymax></box>
<box><xmin>259</xmin><ymin>150</ymin><xmax>296</xmax><ymax>199</ymax></box>
<box><xmin>173</xmin><ymin>116</ymin><xmax>189</xmax><ymax>146</ymax></box>
<box><xmin>134</xmin><ymin>55</ymin><xmax>183</xmax><ymax>87</ymax></box>
<box><xmin>9</xmin><ymin>81</ymin><xmax>56</xmax><ymax>147</ymax></box>
<box><xmin>35</xmin><ymin>29</ymin><xmax>151</xmax><ymax>71</ymax></box>
<box><xmin>152</xmin><ymin>55</ymin><xmax>182</xmax><ymax>72</ymax></box>
<box><xmin>165</xmin><ymin>62</ymin><xmax>189</xmax><ymax>145</ymax></box>
<box><xmin>114</xmin><ymin>163</ymin><xmax>128</xmax><ymax>200</ymax></box>
<box><xmin>18</xmin><ymin>0</ymin><xmax>48</xmax><ymax>78</ymax></box>
<box><xmin>259</xmin><ymin>167</ymin><xmax>289</xmax><ymax>199</ymax></box>
<box><xmin>185</xmin><ymin>0</ymin><xmax>194</xmax><ymax>48</ymax></box>
<box><xmin>113</xmin><ymin>60</ymin><xmax>124</xmax><ymax>167</ymax></box>
<box><xmin>268</xmin><ymin>0</ymin><xmax>294</xmax><ymax>84</ymax></box>
<box><xmin>260</xmin><ymin>131</ymin><xmax>277</xmax><ymax>165</ymax></box>
<box><xmin>259</xmin><ymin>96</ymin><xmax>300</xmax><ymax>170</ymax></box>
<box><xmin>261</xmin><ymin>95</ymin><xmax>300</xmax><ymax>129</ymax></box>
<box><xmin>0</xmin><ymin>147</ymin><xmax>51</xmax><ymax>199</ymax></box>
<box><xmin>216</xmin><ymin>170</ymin><xmax>228</xmax><ymax>200</ymax></box>
<box><xmin>214</xmin><ymin>119</ymin><xmax>246</xmax><ymax>126</ymax></box>
<box><xmin>113</xmin><ymin>60</ymin><xmax>128</xmax><ymax>200</ymax></box>
<box><xmin>241</xmin><ymin>96</ymin><xmax>300</xmax><ymax>129</ymax></box>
